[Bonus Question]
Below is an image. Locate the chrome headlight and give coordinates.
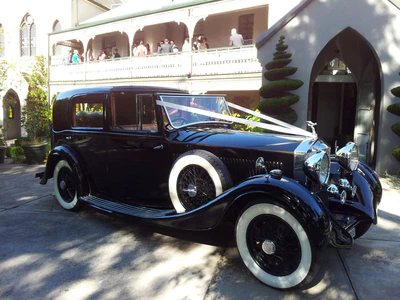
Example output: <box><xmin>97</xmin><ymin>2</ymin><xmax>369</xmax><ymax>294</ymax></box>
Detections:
<box><xmin>303</xmin><ymin>151</ymin><xmax>330</xmax><ymax>185</ymax></box>
<box><xmin>336</xmin><ymin>142</ymin><xmax>359</xmax><ymax>171</ymax></box>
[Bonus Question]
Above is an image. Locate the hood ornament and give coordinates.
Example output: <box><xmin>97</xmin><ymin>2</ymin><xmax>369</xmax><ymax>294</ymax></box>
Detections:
<box><xmin>307</xmin><ymin>121</ymin><xmax>317</xmax><ymax>136</ymax></box>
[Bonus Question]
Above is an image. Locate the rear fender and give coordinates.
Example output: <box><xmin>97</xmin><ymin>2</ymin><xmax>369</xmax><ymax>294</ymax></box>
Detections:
<box><xmin>40</xmin><ymin>145</ymin><xmax>89</xmax><ymax>196</ymax></box>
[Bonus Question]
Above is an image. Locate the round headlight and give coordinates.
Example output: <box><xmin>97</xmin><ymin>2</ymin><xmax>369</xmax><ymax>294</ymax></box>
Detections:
<box><xmin>303</xmin><ymin>151</ymin><xmax>330</xmax><ymax>185</ymax></box>
<box><xmin>336</xmin><ymin>142</ymin><xmax>359</xmax><ymax>171</ymax></box>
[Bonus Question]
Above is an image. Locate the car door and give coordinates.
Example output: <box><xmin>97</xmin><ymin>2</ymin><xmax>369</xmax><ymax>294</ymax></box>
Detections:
<box><xmin>106</xmin><ymin>92</ymin><xmax>172</xmax><ymax>202</ymax></box>
<box><xmin>67</xmin><ymin>93</ymin><xmax>109</xmax><ymax>196</ymax></box>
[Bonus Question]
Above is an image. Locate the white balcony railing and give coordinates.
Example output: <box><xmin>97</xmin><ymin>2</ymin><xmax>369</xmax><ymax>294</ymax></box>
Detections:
<box><xmin>49</xmin><ymin>45</ymin><xmax>262</xmax><ymax>82</ymax></box>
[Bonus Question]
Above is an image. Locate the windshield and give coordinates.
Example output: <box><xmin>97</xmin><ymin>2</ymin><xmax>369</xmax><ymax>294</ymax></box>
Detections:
<box><xmin>159</xmin><ymin>95</ymin><xmax>231</xmax><ymax>128</ymax></box>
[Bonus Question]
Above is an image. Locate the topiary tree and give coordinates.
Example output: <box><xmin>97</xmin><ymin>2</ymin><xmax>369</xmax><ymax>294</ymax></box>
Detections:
<box><xmin>389</xmin><ymin>72</ymin><xmax>400</xmax><ymax>173</ymax></box>
<box><xmin>257</xmin><ymin>35</ymin><xmax>303</xmax><ymax>124</ymax></box>
<box><xmin>21</xmin><ymin>55</ymin><xmax>50</xmax><ymax>144</ymax></box>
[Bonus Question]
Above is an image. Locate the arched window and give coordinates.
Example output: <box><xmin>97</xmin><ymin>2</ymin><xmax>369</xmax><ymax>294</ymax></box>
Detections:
<box><xmin>52</xmin><ymin>20</ymin><xmax>62</xmax><ymax>56</ymax></box>
<box><xmin>20</xmin><ymin>14</ymin><xmax>36</xmax><ymax>56</ymax></box>
<box><xmin>0</xmin><ymin>24</ymin><xmax>5</xmax><ymax>57</ymax></box>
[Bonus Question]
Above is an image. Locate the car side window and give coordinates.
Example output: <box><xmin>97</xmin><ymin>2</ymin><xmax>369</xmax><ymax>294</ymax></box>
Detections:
<box><xmin>110</xmin><ymin>92</ymin><xmax>157</xmax><ymax>133</ymax></box>
<box><xmin>72</xmin><ymin>95</ymin><xmax>105</xmax><ymax>129</ymax></box>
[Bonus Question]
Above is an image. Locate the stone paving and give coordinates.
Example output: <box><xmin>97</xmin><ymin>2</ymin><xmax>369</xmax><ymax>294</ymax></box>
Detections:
<box><xmin>0</xmin><ymin>158</ymin><xmax>399</xmax><ymax>300</ymax></box>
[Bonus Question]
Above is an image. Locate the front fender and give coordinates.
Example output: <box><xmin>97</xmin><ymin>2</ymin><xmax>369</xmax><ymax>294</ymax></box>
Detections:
<box><xmin>148</xmin><ymin>175</ymin><xmax>331</xmax><ymax>248</ymax></box>
<box><xmin>328</xmin><ymin>160</ymin><xmax>381</xmax><ymax>225</ymax></box>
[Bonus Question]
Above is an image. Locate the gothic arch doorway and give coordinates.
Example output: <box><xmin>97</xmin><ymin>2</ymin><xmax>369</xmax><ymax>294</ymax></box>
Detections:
<box><xmin>308</xmin><ymin>27</ymin><xmax>382</xmax><ymax>167</ymax></box>
<box><xmin>3</xmin><ymin>90</ymin><xmax>21</xmax><ymax>139</ymax></box>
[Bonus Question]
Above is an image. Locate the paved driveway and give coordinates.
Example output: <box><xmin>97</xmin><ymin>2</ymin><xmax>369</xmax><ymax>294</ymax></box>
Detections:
<box><xmin>0</xmin><ymin>158</ymin><xmax>399</xmax><ymax>300</ymax></box>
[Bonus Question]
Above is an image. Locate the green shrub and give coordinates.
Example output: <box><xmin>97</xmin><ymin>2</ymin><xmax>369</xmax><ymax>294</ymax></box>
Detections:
<box><xmin>257</xmin><ymin>94</ymin><xmax>299</xmax><ymax>113</ymax></box>
<box><xmin>273</xmin><ymin>52</ymin><xmax>292</xmax><ymax>60</ymax></box>
<box><xmin>387</xmin><ymin>103</ymin><xmax>400</xmax><ymax>116</ymax></box>
<box><xmin>392</xmin><ymin>122</ymin><xmax>400</xmax><ymax>137</ymax></box>
<box><xmin>264</xmin><ymin>67</ymin><xmax>298</xmax><ymax>81</ymax></box>
<box><xmin>265</xmin><ymin>59</ymin><xmax>292</xmax><ymax>70</ymax></box>
<box><xmin>259</xmin><ymin>79</ymin><xmax>304</xmax><ymax>98</ymax></box>
<box><xmin>393</xmin><ymin>146</ymin><xmax>400</xmax><ymax>162</ymax></box>
<box><xmin>391</xmin><ymin>86</ymin><xmax>400</xmax><ymax>98</ymax></box>
<box><xmin>5</xmin><ymin>147</ymin><xmax>11</xmax><ymax>157</ymax></box>
<box><xmin>6</xmin><ymin>146</ymin><xmax>25</xmax><ymax>163</ymax></box>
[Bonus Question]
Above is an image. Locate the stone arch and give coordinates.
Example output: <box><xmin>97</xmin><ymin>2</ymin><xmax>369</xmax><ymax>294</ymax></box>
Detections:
<box><xmin>308</xmin><ymin>27</ymin><xmax>382</xmax><ymax>166</ymax></box>
<box><xmin>2</xmin><ymin>89</ymin><xmax>21</xmax><ymax>140</ymax></box>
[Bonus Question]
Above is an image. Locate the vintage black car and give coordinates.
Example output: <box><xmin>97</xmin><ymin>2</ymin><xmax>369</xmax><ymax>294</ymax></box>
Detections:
<box><xmin>37</xmin><ymin>86</ymin><xmax>382</xmax><ymax>289</ymax></box>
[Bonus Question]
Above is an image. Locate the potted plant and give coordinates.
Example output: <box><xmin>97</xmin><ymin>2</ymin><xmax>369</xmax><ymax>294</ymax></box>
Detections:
<box><xmin>21</xmin><ymin>56</ymin><xmax>51</xmax><ymax>164</ymax></box>
<box><xmin>0</xmin><ymin>125</ymin><xmax>7</xmax><ymax>163</ymax></box>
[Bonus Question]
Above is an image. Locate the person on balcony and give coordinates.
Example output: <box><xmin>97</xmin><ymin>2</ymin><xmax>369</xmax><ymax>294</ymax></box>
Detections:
<box><xmin>137</xmin><ymin>41</ymin><xmax>147</xmax><ymax>56</ymax></box>
<box><xmin>132</xmin><ymin>44</ymin><xmax>138</xmax><ymax>56</ymax></box>
<box><xmin>146</xmin><ymin>43</ymin><xmax>151</xmax><ymax>55</ymax></box>
<box><xmin>157</xmin><ymin>40</ymin><xmax>164</xmax><ymax>53</ymax></box>
<box><xmin>113</xmin><ymin>48</ymin><xmax>121</xmax><ymax>59</ymax></box>
<box><xmin>160</xmin><ymin>39</ymin><xmax>172</xmax><ymax>53</ymax></box>
<box><xmin>87</xmin><ymin>49</ymin><xmax>95</xmax><ymax>61</ymax></box>
<box><xmin>72</xmin><ymin>49</ymin><xmax>80</xmax><ymax>64</ymax></box>
<box><xmin>182</xmin><ymin>38</ymin><xmax>190</xmax><ymax>52</ymax></box>
<box><xmin>63</xmin><ymin>50</ymin><xmax>72</xmax><ymax>64</ymax></box>
<box><xmin>193</xmin><ymin>36</ymin><xmax>202</xmax><ymax>50</ymax></box>
<box><xmin>170</xmin><ymin>40</ymin><xmax>179</xmax><ymax>52</ymax></box>
<box><xmin>97</xmin><ymin>49</ymin><xmax>106</xmax><ymax>60</ymax></box>
<box><xmin>199</xmin><ymin>37</ymin><xmax>209</xmax><ymax>50</ymax></box>
<box><xmin>229</xmin><ymin>28</ymin><xmax>244</xmax><ymax>47</ymax></box>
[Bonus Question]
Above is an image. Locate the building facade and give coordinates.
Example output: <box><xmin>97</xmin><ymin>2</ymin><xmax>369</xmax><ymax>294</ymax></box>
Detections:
<box><xmin>0</xmin><ymin>0</ymin><xmax>115</xmax><ymax>139</ymax></box>
<box><xmin>257</xmin><ymin>0</ymin><xmax>400</xmax><ymax>174</ymax></box>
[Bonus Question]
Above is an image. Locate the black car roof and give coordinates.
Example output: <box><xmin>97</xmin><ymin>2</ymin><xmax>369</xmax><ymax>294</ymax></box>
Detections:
<box><xmin>56</xmin><ymin>85</ymin><xmax>189</xmax><ymax>100</ymax></box>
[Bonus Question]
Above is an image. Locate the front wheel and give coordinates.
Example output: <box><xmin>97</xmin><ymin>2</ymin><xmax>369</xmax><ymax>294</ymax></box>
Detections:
<box><xmin>54</xmin><ymin>160</ymin><xmax>81</xmax><ymax>211</ymax></box>
<box><xmin>235</xmin><ymin>203</ymin><xmax>315</xmax><ymax>289</ymax></box>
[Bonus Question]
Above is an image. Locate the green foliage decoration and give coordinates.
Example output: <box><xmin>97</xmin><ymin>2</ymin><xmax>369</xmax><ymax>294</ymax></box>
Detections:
<box><xmin>257</xmin><ymin>35</ymin><xmax>303</xmax><ymax>124</ymax></box>
<box><xmin>264</xmin><ymin>67</ymin><xmax>298</xmax><ymax>81</ymax></box>
<box><xmin>389</xmin><ymin>72</ymin><xmax>400</xmax><ymax>170</ymax></box>
<box><xmin>387</xmin><ymin>103</ymin><xmax>400</xmax><ymax>116</ymax></box>
<box><xmin>392</xmin><ymin>123</ymin><xmax>400</xmax><ymax>137</ymax></box>
<box><xmin>393</xmin><ymin>147</ymin><xmax>400</xmax><ymax>162</ymax></box>
<box><xmin>21</xmin><ymin>55</ymin><xmax>51</xmax><ymax>144</ymax></box>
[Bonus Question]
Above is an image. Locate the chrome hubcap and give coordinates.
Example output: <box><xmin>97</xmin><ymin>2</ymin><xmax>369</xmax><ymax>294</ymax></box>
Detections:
<box><xmin>262</xmin><ymin>239</ymin><xmax>276</xmax><ymax>255</ymax></box>
<box><xmin>60</xmin><ymin>180</ymin><xmax>67</xmax><ymax>190</ymax></box>
<box><xmin>186</xmin><ymin>184</ymin><xmax>197</xmax><ymax>197</ymax></box>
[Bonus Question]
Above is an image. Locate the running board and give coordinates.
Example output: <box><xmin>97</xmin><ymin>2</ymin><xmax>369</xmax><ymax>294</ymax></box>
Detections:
<box><xmin>80</xmin><ymin>195</ymin><xmax>176</xmax><ymax>218</ymax></box>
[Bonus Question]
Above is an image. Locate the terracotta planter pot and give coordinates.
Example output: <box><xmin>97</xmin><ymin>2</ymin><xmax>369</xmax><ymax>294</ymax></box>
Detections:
<box><xmin>22</xmin><ymin>143</ymin><xmax>47</xmax><ymax>164</ymax></box>
<box><xmin>0</xmin><ymin>147</ymin><xmax>5</xmax><ymax>164</ymax></box>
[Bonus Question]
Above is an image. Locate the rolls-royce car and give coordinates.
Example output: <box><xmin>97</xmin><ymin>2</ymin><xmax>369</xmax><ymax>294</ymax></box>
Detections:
<box><xmin>37</xmin><ymin>86</ymin><xmax>382</xmax><ymax>289</ymax></box>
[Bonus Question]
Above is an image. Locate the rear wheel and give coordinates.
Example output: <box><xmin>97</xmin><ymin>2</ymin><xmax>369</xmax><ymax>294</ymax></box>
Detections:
<box><xmin>54</xmin><ymin>160</ymin><xmax>81</xmax><ymax>211</ymax></box>
<box><xmin>235</xmin><ymin>203</ymin><xmax>314</xmax><ymax>289</ymax></box>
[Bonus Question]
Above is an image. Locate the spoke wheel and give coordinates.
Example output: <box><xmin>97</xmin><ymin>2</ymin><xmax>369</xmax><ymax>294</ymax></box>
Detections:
<box><xmin>169</xmin><ymin>150</ymin><xmax>232</xmax><ymax>213</ymax></box>
<box><xmin>54</xmin><ymin>160</ymin><xmax>81</xmax><ymax>211</ymax></box>
<box><xmin>236</xmin><ymin>203</ymin><xmax>314</xmax><ymax>289</ymax></box>
<box><xmin>247</xmin><ymin>215</ymin><xmax>301</xmax><ymax>276</ymax></box>
<box><xmin>177</xmin><ymin>165</ymin><xmax>216</xmax><ymax>211</ymax></box>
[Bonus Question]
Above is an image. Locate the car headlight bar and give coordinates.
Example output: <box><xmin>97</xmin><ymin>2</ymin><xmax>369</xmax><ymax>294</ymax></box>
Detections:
<box><xmin>336</xmin><ymin>142</ymin><xmax>359</xmax><ymax>172</ymax></box>
<box><xmin>303</xmin><ymin>151</ymin><xmax>330</xmax><ymax>185</ymax></box>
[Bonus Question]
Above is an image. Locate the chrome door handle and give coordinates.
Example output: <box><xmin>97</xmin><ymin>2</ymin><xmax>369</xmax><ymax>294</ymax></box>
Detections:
<box><xmin>154</xmin><ymin>145</ymin><xmax>164</xmax><ymax>150</ymax></box>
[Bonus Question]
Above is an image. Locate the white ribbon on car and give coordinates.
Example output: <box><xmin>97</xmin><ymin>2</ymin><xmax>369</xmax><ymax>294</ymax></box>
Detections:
<box><xmin>156</xmin><ymin>100</ymin><xmax>315</xmax><ymax>137</ymax></box>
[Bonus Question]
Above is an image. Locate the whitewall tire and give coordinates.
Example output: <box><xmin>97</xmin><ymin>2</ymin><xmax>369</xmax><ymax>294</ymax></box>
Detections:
<box><xmin>54</xmin><ymin>160</ymin><xmax>80</xmax><ymax>211</ymax></box>
<box><xmin>236</xmin><ymin>203</ymin><xmax>313</xmax><ymax>289</ymax></box>
<box><xmin>169</xmin><ymin>150</ymin><xmax>232</xmax><ymax>213</ymax></box>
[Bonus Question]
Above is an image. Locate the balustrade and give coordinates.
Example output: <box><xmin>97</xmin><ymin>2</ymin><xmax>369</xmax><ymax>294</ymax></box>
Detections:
<box><xmin>49</xmin><ymin>45</ymin><xmax>262</xmax><ymax>82</ymax></box>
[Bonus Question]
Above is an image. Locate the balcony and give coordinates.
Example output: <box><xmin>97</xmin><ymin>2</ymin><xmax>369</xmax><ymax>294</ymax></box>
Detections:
<box><xmin>49</xmin><ymin>45</ymin><xmax>262</xmax><ymax>83</ymax></box>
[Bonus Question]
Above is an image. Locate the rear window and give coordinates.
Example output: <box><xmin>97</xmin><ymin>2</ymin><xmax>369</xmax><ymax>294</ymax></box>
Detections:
<box><xmin>72</xmin><ymin>94</ymin><xmax>105</xmax><ymax>129</ymax></box>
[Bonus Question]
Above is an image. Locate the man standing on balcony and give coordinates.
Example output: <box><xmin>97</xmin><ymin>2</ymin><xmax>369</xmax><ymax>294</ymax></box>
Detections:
<box><xmin>160</xmin><ymin>39</ymin><xmax>172</xmax><ymax>53</ymax></box>
<box><xmin>229</xmin><ymin>28</ymin><xmax>244</xmax><ymax>47</ymax></box>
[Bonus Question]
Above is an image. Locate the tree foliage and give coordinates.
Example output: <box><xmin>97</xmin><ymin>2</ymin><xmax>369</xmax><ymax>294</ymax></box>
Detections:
<box><xmin>257</xmin><ymin>36</ymin><xmax>303</xmax><ymax>124</ymax></box>
<box><xmin>21</xmin><ymin>56</ymin><xmax>50</xmax><ymax>143</ymax></box>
